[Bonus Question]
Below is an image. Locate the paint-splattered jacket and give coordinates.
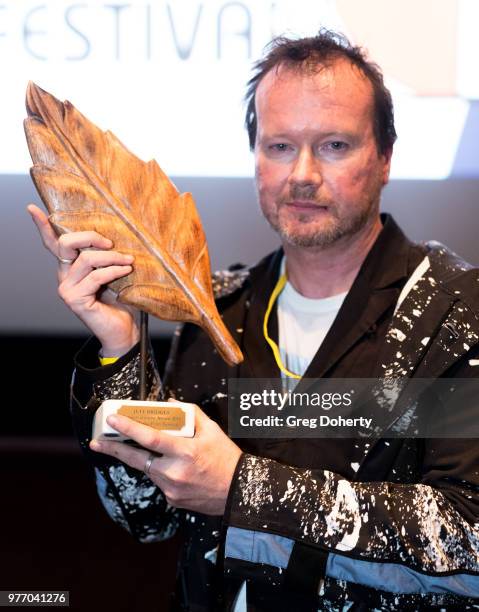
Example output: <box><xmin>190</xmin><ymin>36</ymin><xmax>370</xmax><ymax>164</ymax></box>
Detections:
<box><xmin>71</xmin><ymin>215</ymin><xmax>479</xmax><ymax>610</ymax></box>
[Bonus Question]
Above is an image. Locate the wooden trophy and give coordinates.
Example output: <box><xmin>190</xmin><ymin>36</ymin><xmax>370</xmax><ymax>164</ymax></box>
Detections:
<box><xmin>24</xmin><ymin>82</ymin><xmax>243</xmax><ymax>440</ymax></box>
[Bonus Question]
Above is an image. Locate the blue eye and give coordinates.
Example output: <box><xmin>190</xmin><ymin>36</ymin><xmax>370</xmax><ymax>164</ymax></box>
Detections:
<box><xmin>328</xmin><ymin>141</ymin><xmax>348</xmax><ymax>151</ymax></box>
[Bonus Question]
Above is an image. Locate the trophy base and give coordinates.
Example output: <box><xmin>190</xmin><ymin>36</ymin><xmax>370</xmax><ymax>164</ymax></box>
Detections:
<box><xmin>92</xmin><ymin>399</ymin><xmax>195</xmax><ymax>441</ymax></box>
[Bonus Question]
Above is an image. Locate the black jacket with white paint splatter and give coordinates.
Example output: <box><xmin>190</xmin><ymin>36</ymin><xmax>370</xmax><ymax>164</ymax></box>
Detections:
<box><xmin>71</xmin><ymin>215</ymin><xmax>479</xmax><ymax>610</ymax></box>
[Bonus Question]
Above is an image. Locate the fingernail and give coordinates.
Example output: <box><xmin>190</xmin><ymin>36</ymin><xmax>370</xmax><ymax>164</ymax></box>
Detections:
<box><xmin>125</xmin><ymin>254</ymin><xmax>134</xmax><ymax>261</ymax></box>
<box><xmin>90</xmin><ymin>439</ymin><xmax>101</xmax><ymax>451</ymax></box>
<box><xmin>107</xmin><ymin>415</ymin><xmax>118</xmax><ymax>426</ymax></box>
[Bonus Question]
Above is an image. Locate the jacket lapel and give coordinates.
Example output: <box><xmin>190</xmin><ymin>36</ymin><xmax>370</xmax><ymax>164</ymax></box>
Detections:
<box><xmin>375</xmin><ymin>259</ymin><xmax>451</xmax><ymax>379</ymax></box>
<box><xmin>240</xmin><ymin>250</ymin><xmax>284</xmax><ymax>379</ymax></box>
<box><xmin>300</xmin><ymin>215</ymin><xmax>415</xmax><ymax>381</ymax></box>
<box><xmin>301</xmin><ymin>286</ymin><xmax>399</xmax><ymax>381</ymax></box>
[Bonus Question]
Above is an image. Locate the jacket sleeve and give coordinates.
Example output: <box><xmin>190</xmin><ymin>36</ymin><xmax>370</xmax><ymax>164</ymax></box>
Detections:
<box><xmin>223</xmin><ymin>431</ymin><xmax>479</xmax><ymax>601</ymax></box>
<box><xmin>70</xmin><ymin>336</ymin><xmax>181</xmax><ymax>543</ymax></box>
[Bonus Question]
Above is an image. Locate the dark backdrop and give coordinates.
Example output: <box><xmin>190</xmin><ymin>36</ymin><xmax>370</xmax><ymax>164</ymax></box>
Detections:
<box><xmin>1</xmin><ymin>335</ymin><xmax>178</xmax><ymax>612</ymax></box>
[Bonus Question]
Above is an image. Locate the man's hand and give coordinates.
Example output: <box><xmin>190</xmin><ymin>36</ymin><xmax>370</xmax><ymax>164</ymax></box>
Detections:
<box><xmin>28</xmin><ymin>204</ymin><xmax>140</xmax><ymax>356</ymax></box>
<box><xmin>89</xmin><ymin>404</ymin><xmax>242</xmax><ymax>516</ymax></box>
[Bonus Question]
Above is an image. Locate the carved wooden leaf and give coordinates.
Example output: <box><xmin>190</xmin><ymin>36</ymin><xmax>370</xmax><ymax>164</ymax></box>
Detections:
<box><xmin>24</xmin><ymin>82</ymin><xmax>243</xmax><ymax>365</ymax></box>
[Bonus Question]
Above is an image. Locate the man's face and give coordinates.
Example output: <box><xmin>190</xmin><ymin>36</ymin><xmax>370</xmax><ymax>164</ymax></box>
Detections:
<box><xmin>254</xmin><ymin>59</ymin><xmax>391</xmax><ymax>249</ymax></box>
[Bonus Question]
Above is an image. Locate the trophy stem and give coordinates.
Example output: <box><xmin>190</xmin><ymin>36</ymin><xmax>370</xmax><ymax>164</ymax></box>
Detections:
<box><xmin>139</xmin><ymin>311</ymin><xmax>149</xmax><ymax>400</ymax></box>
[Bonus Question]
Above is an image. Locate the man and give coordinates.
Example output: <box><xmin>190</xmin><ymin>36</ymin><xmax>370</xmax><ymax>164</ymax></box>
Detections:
<box><xmin>29</xmin><ymin>30</ymin><xmax>479</xmax><ymax>610</ymax></box>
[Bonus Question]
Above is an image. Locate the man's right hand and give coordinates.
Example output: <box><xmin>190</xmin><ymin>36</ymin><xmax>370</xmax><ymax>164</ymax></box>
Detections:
<box><xmin>28</xmin><ymin>204</ymin><xmax>140</xmax><ymax>357</ymax></box>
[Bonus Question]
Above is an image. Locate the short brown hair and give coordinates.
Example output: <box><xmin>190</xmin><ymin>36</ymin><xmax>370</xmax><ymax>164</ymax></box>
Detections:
<box><xmin>245</xmin><ymin>29</ymin><xmax>396</xmax><ymax>156</ymax></box>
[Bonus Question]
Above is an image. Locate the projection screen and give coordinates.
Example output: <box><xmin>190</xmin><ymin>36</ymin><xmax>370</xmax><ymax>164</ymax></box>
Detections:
<box><xmin>1</xmin><ymin>0</ymin><xmax>478</xmax><ymax>334</ymax></box>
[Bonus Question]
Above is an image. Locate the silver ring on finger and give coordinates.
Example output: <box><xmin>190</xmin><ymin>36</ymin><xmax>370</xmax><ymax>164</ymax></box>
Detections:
<box><xmin>57</xmin><ymin>256</ymin><xmax>75</xmax><ymax>265</ymax></box>
<box><xmin>144</xmin><ymin>453</ymin><xmax>157</xmax><ymax>476</ymax></box>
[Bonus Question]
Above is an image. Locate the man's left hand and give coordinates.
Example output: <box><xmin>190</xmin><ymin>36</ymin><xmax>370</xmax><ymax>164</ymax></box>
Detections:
<box><xmin>90</xmin><ymin>404</ymin><xmax>242</xmax><ymax>516</ymax></box>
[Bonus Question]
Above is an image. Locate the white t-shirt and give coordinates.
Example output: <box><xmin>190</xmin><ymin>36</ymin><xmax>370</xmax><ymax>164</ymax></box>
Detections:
<box><xmin>277</xmin><ymin>258</ymin><xmax>347</xmax><ymax>378</ymax></box>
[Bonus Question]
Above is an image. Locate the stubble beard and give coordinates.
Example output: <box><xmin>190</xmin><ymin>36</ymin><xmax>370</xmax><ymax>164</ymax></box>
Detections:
<box><xmin>261</xmin><ymin>188</ymin><xmax>382</xmax><ymax>249</ymax></box>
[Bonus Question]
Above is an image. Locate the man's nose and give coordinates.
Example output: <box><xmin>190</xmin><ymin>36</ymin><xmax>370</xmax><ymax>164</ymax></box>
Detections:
<box><xmin>288</xmin><ymin>148</ymin><xmax>322</xmax><ymax>187</ymax></box>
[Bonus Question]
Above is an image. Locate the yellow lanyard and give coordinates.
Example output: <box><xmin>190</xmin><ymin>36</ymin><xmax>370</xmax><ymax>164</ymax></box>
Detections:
<box><xmin>263</xmin><ymin>273</ymin><xmax>302</xmax><ymax>380</ymax></box>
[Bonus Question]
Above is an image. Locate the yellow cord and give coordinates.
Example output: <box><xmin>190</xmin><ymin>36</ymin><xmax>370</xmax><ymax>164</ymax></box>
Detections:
<box><xmin>263</xmin><ymin>273</ymin><xmax>301</xmax><ymax>379</ymax></box>
<box><xmin>99</xmin><ymin>356</ymin><xmax>119</xmax><ymax>366</ymax></box>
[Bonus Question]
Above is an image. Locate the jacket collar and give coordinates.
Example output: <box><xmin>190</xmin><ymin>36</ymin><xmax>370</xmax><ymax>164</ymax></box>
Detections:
<box><xmin>303</xmin><ymin>214</ymin><xmax>420</xmax><ymax>380</ymax></box>
<box><xmin>239</xmin><ymin>249</ymin><xmax>283</xmax><ymax>379</ymax></box>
